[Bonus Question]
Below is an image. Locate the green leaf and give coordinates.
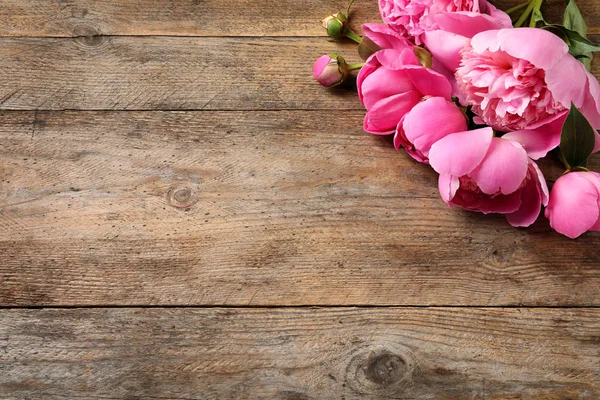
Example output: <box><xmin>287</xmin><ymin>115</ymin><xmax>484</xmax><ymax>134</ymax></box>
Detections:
<box><xmin>564</xmin><ymin>30</ymin><xmax>600</xmax><ymax>54</ymax></box>
<box><xmin>563</xmin><ymin>0</ymin><xmax>587</xmax><ymax>37</ymax></box>
<box><xmin>560</xmin><ymin>103</ymin><xmax>597</xmax><ymax>169</ymax></box>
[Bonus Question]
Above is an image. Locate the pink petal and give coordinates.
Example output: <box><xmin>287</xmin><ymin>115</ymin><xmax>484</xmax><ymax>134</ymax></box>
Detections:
<box><xmin>545</xmin><ymin>172</ymin><xmax>600</xmax><ymax>238</ymax></box>
<box><xmin>471</xmin><ymin>137</ymin><xmax>529</xmax><ymax>195</ymax></box>
<box><xmin>480</xmin><ymin>0</ymin><xmax>513</xmax><ymax>27</ymax></box>
<box><xmin>403</xmin><ymin>66</ymin><xmax>453</xmax><ymax>98</ymax></box>
<box><xmin>476</xmin><ymin>190</ymin><xmax>523</xmax><ymax>214</ymax></box>
<box><xmin>505</xmin><ymin>178</ymin><xmax>542</xmax><ymax>227</ymax></box>
<box><xmin>399</xmin><ymin>97</ymin><xmax>468</xmax><ymax>161</ymax></box>
<box><xmin>545</xmin><ymin>54</ymin><xmax>588</xmax><ymax>109</ymax></box>
<box><xmin>376</xmin><ymin>48</ymin><xmax>420</xmax><ymax>70</ymax></box>
<box><xmin>438</xmin><ymin>174</ymin><xmax>460</xmax><ymax>204</ymax></box>
<box><xmin>422</xmin><ymin>30</ymin><xmax>469</xmax><ymax>72</ymax></box>
<box><xmin>531</xmin><ymin>161</ymin><xmax>549</xmax><ymax>206</ymax></box>
<box><xmin>357</xmin><ymin>56</ymin><xmax>379</xmax><ymax>105</ymax></box>
<box><xmin>360</xmin><ymin>67</ymin><xmax>416</xmax><ymax>110</ymax></box>
<box><xmin>364</xmin><ymin>91</ymin><xmax>422</xmax><ymax>134</ymax></box>
<box><xmin>429</xmin><ymin>128</ymin><xmax>493</xmax><ymax>176</ymax></box>
<box><xmin>471</xmin><ymin>28</ymin><xmax>568</xmax><ymax>69</ymax></box>
<box><xmin>434</xmin><ymin>12</ymin><xmax>511</xmax><ymax>39</ymax></box>
<box><xmin>362</xmin><ymin>23</ymin><xmax>413</xmax><ymax>51</ymax></box>
<box><xmin>580</xmin><ymin>71</ymin><xmax>600</xmax><ymax>130</ymax></box>
<box><xmin>501</xmin><ymin>111</ymin><xmax>567</xmax><ymax>159</ymax></box>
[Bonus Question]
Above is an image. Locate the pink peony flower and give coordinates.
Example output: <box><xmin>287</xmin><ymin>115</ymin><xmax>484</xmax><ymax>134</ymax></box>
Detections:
<box><xmin>313</xmin><ymin>54</ymin><xmax>346</xmax><ymax>87</ymax></box>
<box><xmin>545</xmin><ymin>171</ymin><xmax>600</xmax><ymax>238</ymax></box>
<box><xmin>379</xmin><ymin>0</ymin><xmax>510</xmax><ymax>44</ymax></box>
<box><xmin>357</xmin><ymin>48</ymin><xmax>453</xmax><ymax>134</ymax></box>
<box><xmin>455</xmin><ymin>28</ymin><xmax>600</xmax><ymax>155</ymax></box>
<box><xmin>394</xmin><ymin>96</ymin><xmax>467</xmax><ymax>163</ymax></box>
<box><xmin>429</xmin><ymin>127</ymin><xmax>549</xmax><ymax>227</ymax></box>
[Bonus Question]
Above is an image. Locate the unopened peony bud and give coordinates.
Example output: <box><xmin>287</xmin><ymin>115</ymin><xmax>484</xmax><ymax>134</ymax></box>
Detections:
<box><xmin>322</xmin><ymin>13</ymin><xmax>348</xmax><ymax>38</ymax></box>
<box><xmin>313</xmin><ymin>54</ymin><xmax>349</xmax><ymax>87</ymax></box>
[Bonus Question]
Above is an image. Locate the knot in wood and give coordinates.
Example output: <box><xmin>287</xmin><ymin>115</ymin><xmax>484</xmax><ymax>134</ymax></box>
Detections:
<box><xmin>167</xmin><ymin>185</ymin><xmax>198</xmax><ymax>209</ymax></box>
<box><xmin>73</xmin><ymin>25</ymin><xmax>105</xmax><ymax>47</ymax></box>
<box><xmin>345</xmin><ymin>344</ymin><xmax>413</xmax><ymax>396</ymax></box>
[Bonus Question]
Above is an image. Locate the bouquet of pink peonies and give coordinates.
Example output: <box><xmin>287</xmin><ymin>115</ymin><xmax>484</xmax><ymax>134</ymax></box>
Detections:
<box><xmin>313</xmin><ymin>0</ymin><xmax>600</xmax><ymax>238</ymax></box>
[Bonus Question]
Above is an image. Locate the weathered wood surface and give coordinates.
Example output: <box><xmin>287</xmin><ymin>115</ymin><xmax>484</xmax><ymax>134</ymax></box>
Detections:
<box><xmin>1</xmin><ymin>308</ymin><xmax>599</xmax><ymax>399</ymax></box>
<box><xmin>0</xmin><ymin>37</ymin><xmax>367</xmax><ymax>111</ymax></box>
<box><xmin>1</xmin><ymin>0</ymin><xmax>598</xmax><ymax>37</ymax></box>
<box><xmin>1</xmin><ymin>110</ymin><xmax>600</xmax><ymax>307</ymax></box>
<box><xmin>0</xmin><ymin>36</ymin><xmax>597</xmax><ymax>111</ymax></box>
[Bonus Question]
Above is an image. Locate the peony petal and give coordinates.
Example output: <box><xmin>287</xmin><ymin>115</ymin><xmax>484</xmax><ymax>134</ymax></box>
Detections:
<box><xmin>434</xmin><ymin>12</ymin><xmax>511</xmax><ymax>39</ymax></box>
<box><xmin>362</xmin><ymin>23</ymin><xmax>413</xmax><ymax>51</ymax></box>
<box><xmin>545</xmin><ymin>54</ymin><xmax>588</xmax><ymax>109</ymax></box>
<box><xmin>364</xmin><ymin>91</ymin><xmax>422</xmax><ymax>134</ymax></box>
<box><xmin>438</xmin><ymin>174</ymin><xmax>460</xmax><ymax>204</ymax></box>
<box><xmin>545</xmin><ymin>172</ymin><xmax>600</xmax><ymax>238</ymax></box>
<box><xmin>475</xmin><ymin>189</ymin><xmax>523</xmax><ymax>214</ymax></box>
<box><xmin>471</xmin><ymin>28</ymin><xmax>568</xmax><ymax>69</ymax></box>
<box><xmin>429</xmin><ymin>128</ymin><xmax>493</xmax><ymax>176</ymax></box>
<box><xmin>359</xmin><ymin>67</ymin><xmax>417</xmax><ymax>110</ymax></box>
<box><xmin>399</xmin><ymin>97</ymin><xmax>468</xmax><ymax>161</ymax></box>
<box><xmin>531</xmin><ymin>161</ymin><xmax>549</xmax><ymax>206</ymax></box>
<box><xmin>480</xmin><ymin>0</ymin><xmax>513</xmax><ymax>27</ymax></box>
<box><xmin>357</xmin><ymin>55</ymin><xmax>379</xmax><ymax>105</ymax></box>
<box><xmin>422</xmin><ymin>30</ymin><xmax>470</xmax><ymax>72</ymax></box>
<box><xmin>580</xmin><ymin>71</ymin><xmax>600</xmax><ymax>130</ymax></box>
<box><xmin>505</xmin><ymin>177</ymin><xmax>542</xmax><ymax>227</ymax></box>
<box><xmin>471</xmin><ymin>137</ymin><xmax>529</xmax><ymax>195</ymax></box>
<box><xmin>402</xmin><ymin>66</ymin><xmax>453</xmax><ymax>98</ymax></box>
<box><xmin>501</xmin><ymin>111</ymin><xmax>567</xmax><ymax>159</ymax></box>
<box><xmin>376</xmin><ymin>48</ymin><xmax>421</xmax><ymax>70</ymax></box>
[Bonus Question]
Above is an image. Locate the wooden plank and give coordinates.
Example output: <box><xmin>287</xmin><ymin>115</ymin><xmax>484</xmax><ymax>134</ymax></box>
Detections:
<box><xmin>1</xmin><ymin>307</ymin><xmax>598</xmax><ymax>399</ymax></box>
<box><xmin>0</xmin><ymin>0</ymin><xmax>598</xmax><ymax>37</ymax></box>
<box><xmin>1</xmin><ymin>110</ymin><xmax>600</xmax><ymax>307</ymax></box>
<box><xmin>0</xmin><ymin>37</ymin><xmax>367</xmax><ymax>111</ymax></box>
<box><xmin>0</xmin><ymin>36</ymin><xmax>598</xmax><ymax>111</ymax></box>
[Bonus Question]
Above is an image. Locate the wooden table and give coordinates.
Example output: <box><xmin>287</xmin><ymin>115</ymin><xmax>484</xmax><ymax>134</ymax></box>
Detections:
<box><xmin>1</xmin><ymin>1</ymin><xmax>599</xmax><ymax>398</ymax></box>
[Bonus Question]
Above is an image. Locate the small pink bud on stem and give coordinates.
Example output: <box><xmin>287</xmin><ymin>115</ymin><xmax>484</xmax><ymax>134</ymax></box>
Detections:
<box><xmin>313</xmin><ymin>54</ymin><xmax>363</xmax><ymax>87</ymax></box>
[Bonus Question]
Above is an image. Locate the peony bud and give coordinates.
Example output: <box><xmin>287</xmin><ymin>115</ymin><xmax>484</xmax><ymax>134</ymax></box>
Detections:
<box><xmin>313</xmin><ymin>54</ymin><xmax>349</xmax><ymax>87</ymax></box>
<box><xmin>322</xmin><ymin>13</ymin><xmax>348</xmax><ymax>38</ymax></box>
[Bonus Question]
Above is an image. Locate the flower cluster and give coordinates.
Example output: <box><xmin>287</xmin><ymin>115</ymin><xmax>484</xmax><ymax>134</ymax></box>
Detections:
<box><xmin>313</xmin><ymin>0</ymin><xmax>600</xmax><ymax>238</ymax></box>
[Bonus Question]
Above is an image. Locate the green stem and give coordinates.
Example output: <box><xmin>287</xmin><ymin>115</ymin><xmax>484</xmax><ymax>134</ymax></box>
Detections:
<box><xmin>347</xmin><ymin>62</ymin><xmax>365</xmax><ymax>71</ymax></box>
<box><xmin>345</xmin><ymin>29</ymin><xmax>362</xmax><ymax>44</ymax></box>
<box><xmin>346</xmin><ymin>0</ymin><xmax>358</xmax><ymax>16</ymax></box>
<box><xmin>514</xmin><ymin>0</ymin><xmax>535</xmax><ymax>28</ymax></box>
<box><xmin>529</xmin><ymin>0</ymin><xmax>543</xmax><ymax>27</ymax></box>
<box><xmin>505</xmin><ymin>1</ymin><xmax>529</xmax><ymax>14</ymax></box>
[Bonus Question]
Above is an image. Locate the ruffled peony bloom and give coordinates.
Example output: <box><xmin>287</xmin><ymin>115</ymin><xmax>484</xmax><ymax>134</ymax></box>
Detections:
<box><xmin>379</xmin><ymin>0</ymin><xmax>510</xmax><ymax>44</ymax></box>
<box><xmin>394</xmin><ymin>96</ymin><xmax>467</xmax><ymax>163</ymax></box>
<box><xmin>429</xmin><ymin>127</ymin><xmax>549</xmax><ymax>226</ymax></box>
<box><xmin>545</xmin><ymin>171</ymin><xmax>600</xmax><ymax>238</ymax></box>
<box><xmin>455</xmin><ymin>28</ymin><xmax>600</xmax><ymax>156</ymax></box>
<box><xmin>357</xmin><ymin>48</ymin><xmax>453</xmax><ymax>134</ymax></box>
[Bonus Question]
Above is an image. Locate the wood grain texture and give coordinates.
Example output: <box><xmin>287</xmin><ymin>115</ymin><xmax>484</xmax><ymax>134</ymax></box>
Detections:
<box><xmin>0</xmin><ymin>0</ymin><xmax>598</xmax><ymax>37</ymax></box>
<box><xmin>1</xmin><ymin>307</ymin><xmax>599</xmax><ymax>399</ymax></box>
<box><xmin>1</xmin><ymin>111</ymin><xmax>599</xmax><ymax>307</ymax></box>
<box><xmin>0</xmin><ymin>37</ymin><xmax>368</xmax><ymax>111</ymax></box>
<box><xmin>0</xmin><ymin>36</ymin><xmax>598</xmax><ymax>111</ymax></box>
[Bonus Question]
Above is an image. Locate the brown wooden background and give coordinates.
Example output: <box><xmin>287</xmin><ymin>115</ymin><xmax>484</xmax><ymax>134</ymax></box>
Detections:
<box><xmin>0</xmin><ymin>1</ymin><xmax>599</xmax><ymax>398</ymax></box>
